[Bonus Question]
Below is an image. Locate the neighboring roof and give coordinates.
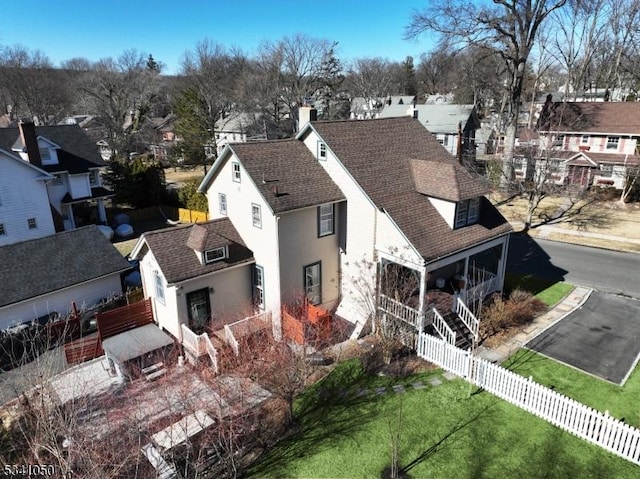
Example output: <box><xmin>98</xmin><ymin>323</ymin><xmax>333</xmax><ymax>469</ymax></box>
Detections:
<box><xmin>308</xmin><ymin>117</ymin><xmax>511</xmax><ymax>262</ymax></box>
<box><xmin>137</xmin><ymin>218</ymin><xmax>254</xmax><ymax>284</ymax></box>
<box><xmin>215</xmin><ymin>112</ymin><xmax>260</xmax><ymax>132</ymax></box>
<box><xmin>538</xmin><ymin>102</ymin><xmax>640</xmax><ymax>135</ymax></box>
<box><xmin>0</xmin><ymin>124</ymin><xmax>106</xmax><ymax>170</ymax></box>
<box><xmin>0</xmin><ymin>226</ymin><xmax>131</xmax><ymax>308</ymax></box>
<box><xmin>206</xmin><ymin>139</ymin><xmax>344</xmax><ymax>214</ymax></box>
<box><xmin>388</xmin><ymin>95</ymin><xmax>416</xmax><ymax>105</ymax></box>
<box><xmin>379</xmin><ymin>104</ymin><xmax>478</xmax><ymax>133</ymax></box>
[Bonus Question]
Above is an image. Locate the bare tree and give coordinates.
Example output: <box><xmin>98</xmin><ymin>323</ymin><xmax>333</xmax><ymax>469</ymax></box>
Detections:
<box><xmin>407</xmin><ymin>0</ymin><xmax>568</xmax><ymax>189</ymax></box>
<box><xmin>344</xmin><ymin>57</ymin><xmax>396</xmax><ymax>118</ymax></box>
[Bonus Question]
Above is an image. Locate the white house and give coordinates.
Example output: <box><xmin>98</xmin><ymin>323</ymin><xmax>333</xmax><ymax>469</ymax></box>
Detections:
<box><xmin>0</xmin><ymin>143</ymin><xmax>56</xmax><ymax>246</ymax></box>
<box><xmin>0</xmin><ymin>226</ymin><xmax>131</xmax><ymax>330</ymax></box>
<box><xmin>0</xmin><ymin>121</ymin><xmax>114</xmax><ymax>241</ymax></box>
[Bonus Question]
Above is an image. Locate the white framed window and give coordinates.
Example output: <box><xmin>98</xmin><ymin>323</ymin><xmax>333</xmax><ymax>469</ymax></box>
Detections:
<box><xmin>553</xmin><ymin>134</ymin><xmax>565</xmax><ymax>147</ymax></box>
<box><xmin>252</xmin><ymin>203</ymin><xmax>262</xmax><ymax>228</ymax></box>
<box><xmin>253</xmin><ymin>265</ymin><xmax>265</xmax><ymax>309</ymax></box>
<box><xmin>218</xmin><ymin>193</ymin><xmax>227</xmax><ymax>215</ymax></box>
<box><xmin>39</xmin><ymin>148</ymin><xmax>51</xmax><ymax>162</ymax></box>
<box><xmin>455</xmin><ymin>201</ymin><xmax>468</xmax><ymax>228</ymax></box>
<box><xmin>154</xmin><ymin>271</ymin><xmax>165</xmax><ymax>305</ymax></box>
<box><xmin>606</xmin><ymin>136</ymin><xmax>620</xmax><ymax>150</ymax></box>
<box><xmin>455</xmin><ymin>198</ymin><xmax>481</xmax><ymax>228</ymax></box>
<box><xmin>28</xmin><ymin>218</ymin><xmax>37</xmax><ymax>229</ymax></box>
<box><xmin>0</xmin><ymin>224</ymin><xmax>5</xmax><ymax>235</ymax></box>
<box><xmin>88</xmin><ymin>170</ymin><xmax>99</xmax><ymax>186</ymax></box>
<box><xmin>548</xmin><ymin>159</ymin><xmax>561</xmax><ymax>173</ymax></box>
<box><xmin>232</xmin><ymin>162</ymin><xmax>241</xmax><ymax>182</ymax></box>
<box><xmin>317</xmin><ymin>203</ymin><xmax>334</xmax><ymax>237</ymax></box>
<box><xmin>204</xmin><ymin>246</ymin><xmax>227</xmax><ymax>264</ymax></box>
<box><xmin>467</xmin><ymin>198</ymin><xmax>480</xmax><ymax>223</ymax></box>
<box><xmin>317</xmin><ymin>141</ymin><xmax>327</xmax><ymax>160</ymax></box>
<box><xmin>304</xmin><ymin>262</ymin><xmax>322</xmax><ymax>305</ymax></box>
<box><xmin>581</xmin><ymin>135</ymin><xmax>590</xmax><ymax>144</ymax></box>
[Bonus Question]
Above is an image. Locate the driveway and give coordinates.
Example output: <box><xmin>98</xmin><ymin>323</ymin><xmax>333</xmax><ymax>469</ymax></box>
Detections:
<box><xmin>526</xmin><ymin>291</ymin><xmax>640</xmax><ymax>385</ymax></box>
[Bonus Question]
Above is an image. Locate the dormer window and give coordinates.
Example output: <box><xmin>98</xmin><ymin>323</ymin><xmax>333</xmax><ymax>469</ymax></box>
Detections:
<box><xmin>89</xmin><ymin>170</ymin><xmax>99</xmax><ymax>186</ymax></box>
<box><xmin>204</xmin><ymin>246</ymin><xmax>227</xmax><ymax>264</ymax></box>
<box><xmin>455</xmin><ymin>198</ymin><xmax>480</xmax><ymax>228</ymax></box>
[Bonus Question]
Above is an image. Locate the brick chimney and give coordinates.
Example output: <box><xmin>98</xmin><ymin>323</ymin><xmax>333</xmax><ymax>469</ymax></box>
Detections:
<box><xmin>18</xmin><ymin>120</ymin><xmax>42</xmax><ymax>167</ymax></box>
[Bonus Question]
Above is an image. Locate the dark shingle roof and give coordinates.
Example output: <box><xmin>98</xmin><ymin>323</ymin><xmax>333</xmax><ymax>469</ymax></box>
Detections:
<box><xmin>228</xmin><ymin>140</ymin><xmax>344</xmax><ymax>213</ymax></box>
<box><xmin>538</xmin><ymin>102</ymin><xmax>640</xmax><ymax>135</ymax></box>
<box><xmin>0</xmin><ymin>226</ymin><xmax>131</xmax><ymax>308</ymax></box>
<box><xmin>411</xmin><ymin>159</ymin><xmax>489</xmax><ymax>201</ymax></box>
<box><xmin>140</xmin><ymin>218</ymin><xmax>254</xmax><ymax>284</ymax></box>
<box><xmin>0</xmin><ymin>124</ymin><xmax>106</xmax><ymax>170</ymax></box>
<box><xmin>310</xmin><ymin>117</ymin><xmax>511</xmax><ymax>262</ymax></box>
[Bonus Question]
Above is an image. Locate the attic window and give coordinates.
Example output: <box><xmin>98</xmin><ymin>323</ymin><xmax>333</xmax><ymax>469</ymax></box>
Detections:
<box><xmin>317</xmin><ymin>141</ymin><xmax>327</xmax><ymax>160</ymax></box>
<box><xmin>204</xmin><ymin>246</ymin><xmax>227</xmax><ymax>264</ymax></box>
<box><xmin>232</xmin><ymin>162</ymin><xmax>241</xmax><ymax>182</ymax></box>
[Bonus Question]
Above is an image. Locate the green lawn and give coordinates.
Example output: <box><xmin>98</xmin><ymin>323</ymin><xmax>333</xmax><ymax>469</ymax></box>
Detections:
<box><xmin>505</xmin><ymin>273</ymin><xmax>573</xmax><ymax>307</ymax></box>
<box><xmin>505</xmin><ymin>349</ymin><xmax>640</xmax><ymax>428</ymax></box>
<box><xmin>249</xmin><ymin>360</ymin><xmax>638</xmax><ymax>478</ymax></box>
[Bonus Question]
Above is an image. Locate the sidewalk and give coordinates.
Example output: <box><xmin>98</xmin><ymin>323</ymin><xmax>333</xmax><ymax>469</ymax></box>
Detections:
<box><xmin>477</xmin><ymin>285</ymin><xmax>593</xmax><ymax>363</ymax></box>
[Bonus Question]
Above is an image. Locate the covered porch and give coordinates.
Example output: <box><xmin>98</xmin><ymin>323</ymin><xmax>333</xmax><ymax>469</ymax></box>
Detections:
<box><xmin>376</xmin><ymin>235</ymin><xmax>509</xmax><ymax>349</ymax></box>
<box><xmin>61</xmin><ymin>189</ymin><xmax>113</xmax><ymax>230</ymax></box>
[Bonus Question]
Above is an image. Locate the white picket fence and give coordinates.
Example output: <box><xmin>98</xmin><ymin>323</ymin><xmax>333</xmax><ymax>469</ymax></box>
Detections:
<box><xmin>416</xmin><ymin>332</ymin><xmax>640</xmax><ymax>466</ymax></box>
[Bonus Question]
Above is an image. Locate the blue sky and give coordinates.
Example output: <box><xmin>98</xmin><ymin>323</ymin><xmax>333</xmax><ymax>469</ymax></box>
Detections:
<box><xmin>0</xmin><ymin>0</ymin><xmax>433</xmax><ymax>75</ymax></box>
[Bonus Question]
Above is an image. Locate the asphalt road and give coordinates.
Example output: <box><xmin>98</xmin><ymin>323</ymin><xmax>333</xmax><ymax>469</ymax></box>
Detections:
<box><xmin>508</xmin><ymin>234</ymin><xmax>640</xmax><ymax>298</ymax></box>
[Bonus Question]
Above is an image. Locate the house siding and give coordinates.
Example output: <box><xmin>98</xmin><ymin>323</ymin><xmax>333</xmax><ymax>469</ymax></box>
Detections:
<box><xmin>0</xmin><ymin>274</ymin><xmax>122</xmax><ymax>330</ymax></box>
<box><xmin>301</xmin><ymin>130</ymin><xmax>380</xmax><ymax>323</ymax></box>
<box><xmin>139</xmin><ymin>250</ymin><xmax>181</xmax><ymax>338</ymax></box>
<box><xmin>428</xmin><ymin>197</ymin><xmax>457</xmax><ymax>229</ymax></box>
<box><xmin>205</xmin><ymin>153</ymin><xmax>282</xmax><ymax>326</ymax></box>
<box><xmin>0</xmin><ymin>154</ymin><xmax>55</xmax><ymax>246</ymax></box>
<box><xmin>278</xmin><ymin>205</ymin><xmax>341</xmax><ymax>309</ymax></box>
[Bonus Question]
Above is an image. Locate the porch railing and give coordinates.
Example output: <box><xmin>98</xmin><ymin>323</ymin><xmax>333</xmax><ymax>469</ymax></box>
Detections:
<box><xmin>224</xmin><ymin>325</ymin><xmax>240</xmax><ymax>357</ymax></box>
<box><xmin>378</xmin><ymin>294</ymin><xmax>420</xmax><ymax>329</ymax></box>
<box><xmin>431</xmin><ymin>307</ymin><xmax>456</xmax><ymax>346</ymax></box>
<box><xmin>181</xmin><ymin>324</ymin><xmax>218</xmax><ymax>372</ymax></box>
<box><xmin>464</xmin><ymin>268</ymin><xmax>499</xmax><ymax>304</ymax></box>
<box><xmin>455</xmin><ymin>297</ymin><xmax>479</xmax><ymax>342</ymax></box>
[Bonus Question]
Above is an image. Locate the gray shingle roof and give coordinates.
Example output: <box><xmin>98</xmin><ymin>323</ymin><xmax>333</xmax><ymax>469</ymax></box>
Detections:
<box><xmin>0</xmin><ymin>124</ymin><xmax>106</xmax><ymax>170</ymax></box>
<box><xmin>310</xmin><ymin>117</ymin><xmax>511</xmax><ymax>262</ymax></box>
<box><xmin>0</xmin><ymin>226</ymin><xmax>131</xmax><ymax>308</ymax></box>
<box><xmin>379</xmin><ymin>104</ymin><xmax>478</xmax><ymax>133</ymax></box>
<box><xmin>228</xmin><ymin>140</ymin><xmax>345</xmax><ymax>213</ymax></box>
<box><xmin>140</xmin><ymin>218</ymin><xmax>254</xmax><ymax>284</ymax></box>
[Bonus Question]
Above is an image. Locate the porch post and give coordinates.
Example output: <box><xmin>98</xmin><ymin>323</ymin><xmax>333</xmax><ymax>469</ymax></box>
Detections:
<box><xmin>417</xmin><ymin>264</ymin><xmax>427</xmax><ymax>330</ymax></box>
<box><xmin>67</xmin><ymin>204</ymin><xmax>76</xmax><ymax>229</ymax></box>
<box><xmin>498</xmin><ymin>236</ymin><xmax>510</xmax><ymax>292</ymax></box>
<box><xmin>97</xmin><ymin>199</ymin><xmax>107</xmax><ymax>224</ymax></box>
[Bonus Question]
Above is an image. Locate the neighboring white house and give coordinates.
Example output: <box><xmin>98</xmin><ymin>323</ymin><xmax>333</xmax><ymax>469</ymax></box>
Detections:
<box><xmin>0</xmin><ymin>225</ymin><xmax>131</xmax><ymax>330</ymax></box>
<box><xmin>208</xmin><ymin>112</ymin><xmax>264</xmax><ymax>157</ymax></box>
<box><xmin>378</xmin><ymin>103</ymin><xmax>480</xmax><ymax>160</ymax></box>
<box><xmin>0</xmin><ymin>144</ymin><xmax>56</xmax><ymax>246</ymax></box>
<box><xmin>0</xmin><ymin>121</ymin><xmax>114</xmax><ymax>240</ymax></box>
<box><xmin>518</xmin><ymin>101</ymin><xmax>640</xmax><ymax>189</ymax></box>
<box><xmin>130</xmin><ymin>219</ymin><xmax>256</xmax><ymax>342</ymax></box>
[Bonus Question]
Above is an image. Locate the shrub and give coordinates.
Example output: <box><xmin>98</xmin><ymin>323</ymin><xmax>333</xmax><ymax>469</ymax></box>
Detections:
<box><xmin>480</xmin><ymin>289</ymin><xmax>546</xmax><ymax>339</ymax></box>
